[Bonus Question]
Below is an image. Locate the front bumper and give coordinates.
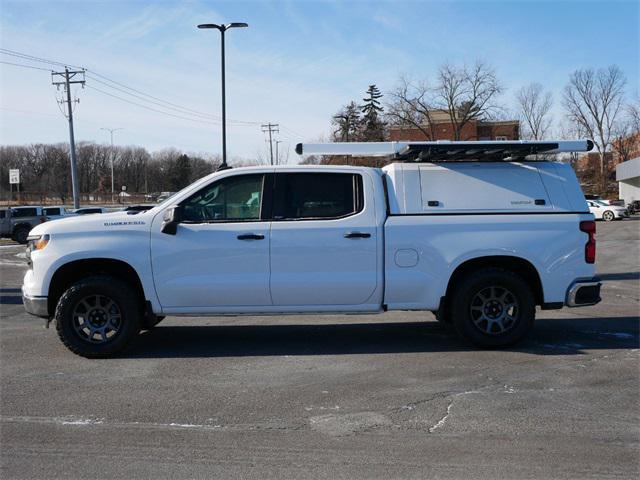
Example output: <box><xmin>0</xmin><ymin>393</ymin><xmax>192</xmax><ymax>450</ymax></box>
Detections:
<box><xmin>566</xmin><ymin>278</ymin><xmax>601</xmax><ymax>307</ymax></box>
<box><xmin>22</xmin><ymin>287</ymin><xmax>49</xmax><ymax>318</ymax></box>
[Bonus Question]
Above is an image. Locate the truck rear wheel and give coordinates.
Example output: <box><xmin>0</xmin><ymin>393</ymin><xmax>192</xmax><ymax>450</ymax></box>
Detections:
<box><xmin>450</xmin><ymin>268</ymin><xmax>535</xmax><ymax>347</ymax></box>
<box><xmin>55</xmin><ymin>276</ymin><xmax>141</xmax><ymax>358</ymax></box>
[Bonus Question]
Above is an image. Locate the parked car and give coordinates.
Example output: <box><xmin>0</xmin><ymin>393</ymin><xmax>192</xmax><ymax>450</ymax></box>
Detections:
<box><xmin>73</xmin><ymin>207</ymin><xmax>108</xmax><ymax>215</ymax></box>
<box><xmin>156</xmin><ymin>192</ymin><xmax>176</xmax><ymax>203</ymax></box>
<box><xmin>0</xmin><ymin>206</ymin><xmax>48</xmax><ymax>244</ymax></box>
<box><xmin>43</xmin><ymin>206</ymin><xmax>75</xmax><ymax>221</ymax></box>
<box><xmin>122</xmin><ymin>205</ymin><xmax>155</xmax><ymax>213</ymax></box>
<box><xmin>587</xmin><ymin>200</ymin><xmax>629</xmax><ymax>221</ymax></box>
<box><xmin>22</xmin><ymin>139</ymin><xmax>601</xmax><ymax>358</ymax></box>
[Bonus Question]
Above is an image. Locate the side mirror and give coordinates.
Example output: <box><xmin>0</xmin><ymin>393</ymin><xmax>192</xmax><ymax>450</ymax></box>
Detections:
<box><xmin>161</xmin><ymin>205</ymin><xmax>183</xmax><ymax>235</ymax></box>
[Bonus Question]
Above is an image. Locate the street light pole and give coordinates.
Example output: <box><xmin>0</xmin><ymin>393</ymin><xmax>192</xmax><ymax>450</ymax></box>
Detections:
<box><xmin>101</xmin><ymin>127</ymin><xmax>123</xmax><ymax>204</ymax></box>
<box><xmin>197</xmin><ymin>22</ymin><xmax>248</xmax><ymax>170</ymax></box>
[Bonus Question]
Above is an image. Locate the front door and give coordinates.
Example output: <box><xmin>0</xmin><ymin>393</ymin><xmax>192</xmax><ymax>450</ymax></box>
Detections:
<box><xmin>151</xmin><ymin>173</ymin><xmax>272</xmax><ymax>310</ymax></box>
<box><xmin>269</xmin><ymin>172</ymin><xmax>379</xmax><ymax>306</ymax></box>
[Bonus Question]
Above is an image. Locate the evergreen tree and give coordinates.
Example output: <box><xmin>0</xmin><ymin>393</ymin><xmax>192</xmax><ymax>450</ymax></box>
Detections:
<box><xmin>360</xmin><ymin>84</ymin><xmax>386</xmax><ymax>141</ymax></box>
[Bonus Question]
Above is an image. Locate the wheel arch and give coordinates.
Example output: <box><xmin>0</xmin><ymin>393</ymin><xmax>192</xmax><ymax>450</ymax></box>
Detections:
<box><xmin>444</xmin><ymin>255</ymin><xmax>544</xmax><ymax>306</ymax></box>
<box><xmin>47</xmin><ymin>258</ymin><xmax>146</xmax><ymax>317</ymax></box>
<box><xmin>12</xmin><ymin>222</ymin><xmax>34</xmax><ymax>231</ymax></box>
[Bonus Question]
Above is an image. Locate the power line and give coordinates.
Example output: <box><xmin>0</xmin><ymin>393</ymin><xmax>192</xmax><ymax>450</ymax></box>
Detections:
<box><xmin>86</xmin><ymin>70</ymin><xmax>260</xmax><ymax>125</ymax></box>
<box><xmin>86</xmin><ymin>84</ymin><xmax>224</xmax><ymax>126</ymax></box>
<box><xmin>0</xmin><ymin>48</ymin><xmax>82</xmax><ymax>69</ymax></box>
<box><xmin>85</xmin><ymin>73</ymin><xmax>256</xmax><ymax>125</ymax></box>
<box><xmin>0</xmin><ymin>60</ymin><xmax>53</xmax><ymax>72</ymax></box>
<box><xmin>2</xmin><ymin>48</ymin><xmax>262</xmax><ymax>127</ymax></box>
<box><xmin>279</xmin><ymin>123</ymin><xmax>307</xmax><ymax>139</ymax></box>
<box><xmin>2</xmin><ymin>48</ymin><xmax>282</xmax><ymax>133</ymax></box>
<box><xmin>86</xmin><ymin>72</ymin><xmax>260</xmax><ymax>126</ymax></box>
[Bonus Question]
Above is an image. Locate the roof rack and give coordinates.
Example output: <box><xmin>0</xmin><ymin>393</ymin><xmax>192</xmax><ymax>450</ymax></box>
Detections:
<box><xmin>295</xmin><ymin>139</ymin><xmax>594</xmax><ymax>162</ymax></box>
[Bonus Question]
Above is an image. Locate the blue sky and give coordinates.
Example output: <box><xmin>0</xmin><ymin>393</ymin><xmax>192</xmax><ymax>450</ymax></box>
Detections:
<box><xmin>1</xmin><ymin>0</ymin><xmax>638</xmax><ymax>161</ymax></box>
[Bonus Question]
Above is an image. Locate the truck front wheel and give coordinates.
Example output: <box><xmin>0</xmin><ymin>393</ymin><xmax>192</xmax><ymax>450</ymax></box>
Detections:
<box><xmin>55</xmin><ymin>276</ymin><xmax>141</xmax><ymax>358</ymax></box>
<box><xmin>12</xmin><ymin>226</ymin><xmax>30</xmax><ymax>244</ymax></box>
<box><xmin>450</xmin><ymin>268</ymin><xmax>535</xmax><ymax>347</ymax></box>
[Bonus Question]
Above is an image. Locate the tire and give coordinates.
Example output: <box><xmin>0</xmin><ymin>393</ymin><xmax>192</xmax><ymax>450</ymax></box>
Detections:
<box><xmin>141</xmin><ymin>315</ymin><xmax>165</xmax><ymax>330</ymax></box>
<box><xmin>450</xmin><ymin>268</ymin><xmax>535</xmax><ymax>348</ymax></box>
<box><xmin>55</xmin><ymin>276</ymin><xmax>141</xmax><ymax>358</ymax></box>
<box><xmin>602</xmin><ymin>210</ymin><xmax>615</xmax><ymax>222</ymax></box>
<box><xmin>12</xmin><ymin>226</ymin><xmax>30</xmax><ymax>244</ymax></box>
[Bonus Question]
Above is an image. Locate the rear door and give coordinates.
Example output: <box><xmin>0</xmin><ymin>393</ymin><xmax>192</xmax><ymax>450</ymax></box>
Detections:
<box><xmin>269</xmin><ymin>172</ymin><xmax>378</xmax><ymax>306</ymax></box>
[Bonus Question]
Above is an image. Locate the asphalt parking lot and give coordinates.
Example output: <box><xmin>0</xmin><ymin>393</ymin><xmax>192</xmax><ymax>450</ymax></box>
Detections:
<box><xmin>1</xmin><ymin>219</ymin><xmax>639</xmax><ymax>479</ymax></box>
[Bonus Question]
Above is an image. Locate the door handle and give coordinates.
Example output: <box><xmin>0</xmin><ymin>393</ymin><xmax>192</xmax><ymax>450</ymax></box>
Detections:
<box><xmin>237</xmin><ymin>233</ymin><xmax>265</xmax><ymax>240</ymax></box>
<box><xmin>344</xmin><ymin>232</ymin><xmax>371</xmax><ymax>239</ymax></box>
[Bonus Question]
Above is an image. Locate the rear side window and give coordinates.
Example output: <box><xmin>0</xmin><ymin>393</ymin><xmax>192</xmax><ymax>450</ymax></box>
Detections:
<box><xmin>12</xmin><ymin>208</ymin><xmax>37</xmax><ymax>217</ymax></box>
<box><xmin>182</xmin><ymin>174</ymin><xmax>264</xmax><ymax>222</ymax></box>
<box><xmin>274</xmin><ymin>173</ymin><xmax>363</xmax><ymax>220</ymax></box>
<box><xmin>43</xmin><ymin>208</ymin><xmax>61</xmax><ymax>216</ymax></box>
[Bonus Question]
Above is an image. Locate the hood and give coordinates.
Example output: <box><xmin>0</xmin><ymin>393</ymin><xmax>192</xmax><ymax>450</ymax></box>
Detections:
<box><xmin>30</xmin><ymin>210</ymin><xmax>153</xmax><ymax>236</ymax></box>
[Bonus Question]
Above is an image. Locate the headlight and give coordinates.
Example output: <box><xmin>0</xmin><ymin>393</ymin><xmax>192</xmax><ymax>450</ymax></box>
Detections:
<box><xmin>27</xmin><ymin>234</ymin><xmax>50</xmax><ymax>253</ymax></box>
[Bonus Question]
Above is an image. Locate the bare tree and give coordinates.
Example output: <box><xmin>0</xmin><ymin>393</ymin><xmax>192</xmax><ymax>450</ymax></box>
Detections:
<box><xmin>386</xmin><ymin>76</ymin><xmax>438</xmax><ymax>140</ymax></box>
<box><xmin>332</xmin><ymin>101</ymin><xmax>362</xmax><ymax>142</ymax></box>
<box><xmin>563</xmin><ymin>65</ymin><xmax>627</xmax><ymax>192</ymax></box>
<box><xmin>611</xmin><ymin>99</ymin><xmax>640</xmax><ymax>164</ymax></box>
<box><xmin>516</xmin><ymin>83</ymin><xmax>553</xmax><ymax>139</ymax></box>
<box><xmin>437</xmin><ymin>61</ymin><xmax>503</xmax><ymax>140</ymax></box>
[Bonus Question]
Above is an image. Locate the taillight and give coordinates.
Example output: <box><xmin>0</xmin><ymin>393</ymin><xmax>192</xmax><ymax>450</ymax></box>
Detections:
<box><xmin>580</xmin><ymin>220</ymin><xmax>596</xmax><ymax>264</ymax></box>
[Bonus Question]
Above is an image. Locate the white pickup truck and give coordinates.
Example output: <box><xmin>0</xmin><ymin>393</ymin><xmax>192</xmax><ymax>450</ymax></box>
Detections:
<box><xmin>22</xmin><ymin>140</ymin><xmax>601</xmax><ymax>357</ymax></box>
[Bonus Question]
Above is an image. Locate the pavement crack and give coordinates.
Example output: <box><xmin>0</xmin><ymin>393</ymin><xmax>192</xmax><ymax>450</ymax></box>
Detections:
<box><xmin>427</xmin><ymin>390</ymin><xmax>480</xmax><ymax>434</ymax></box>
<box><xmin>428</xmin><ymin>399</ymin><xmax>454</xmax><ymax>433</ymax></box>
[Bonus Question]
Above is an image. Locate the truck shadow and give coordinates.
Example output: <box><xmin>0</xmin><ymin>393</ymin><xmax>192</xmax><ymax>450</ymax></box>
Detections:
<box><xmin>128</xmin><ymin>316</ymin><xmax>639</xmax><ymax>358</ymax></box>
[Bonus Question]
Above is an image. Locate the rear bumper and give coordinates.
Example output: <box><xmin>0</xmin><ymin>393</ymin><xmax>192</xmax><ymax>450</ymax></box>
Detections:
<box><xmin>22</xmin><ymin>288</ymin><xmax>49</xmax><ymax>318</ymax></box>
<box><xmin>566</xmin><ymin>278</ymin><xmax>601</xmax><ymax>307</ymax></box>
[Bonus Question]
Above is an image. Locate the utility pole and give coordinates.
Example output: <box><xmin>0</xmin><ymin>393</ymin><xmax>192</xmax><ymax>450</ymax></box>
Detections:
<box><xmin>261</xmin><ymin>123</ymin><xmax>279</xmax><ymax>165</ymax></box>
<box><xmin>275</xmin><ymin>140</ymin><xmax>282</xmax><ymax>165</ymax></box>
<box><xmin>100</xmin><ymin>127</ymin><xmax>123</xmax><ymax>204</ymax></box>
<box><xmin>52</xmin><ymin>68</ymin><xmax>85</xmax><ymax>209</ymax></box>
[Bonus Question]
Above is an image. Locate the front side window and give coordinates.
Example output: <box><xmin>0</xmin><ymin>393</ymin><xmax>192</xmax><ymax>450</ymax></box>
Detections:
<box><xmin>12</xmin><ymin>208</ymin><xmax>37</xmax><ymax>218</ymax></box>
<box><xmin>182</xmin><ymin>174</ymin><xmax>264</xmax><ymax>223</ymax></box>
<box><xmin>274</xmin><ymin>173</ymin><xmax>363</xmax><ymax>220</ymax></box>
<box><xmin>44</xmin><ymin>208</ymin><xmax>61</xmax><ymax>216</ymax></box>
<box><xmin>0</xmin><ymin>210</ymin><xmax>5</xmax><ymax>219</ymax></box>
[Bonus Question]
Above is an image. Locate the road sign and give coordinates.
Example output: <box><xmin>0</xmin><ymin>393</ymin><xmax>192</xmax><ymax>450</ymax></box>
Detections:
<box><xmin>9</xmin><ymin>169</ymin><xmax>19</xmax><ymax>184</ymax></box>
<box><xmin>121</xmin><ymin>185</ymin><xmax>127</xmax><ymax>191</ymax></box>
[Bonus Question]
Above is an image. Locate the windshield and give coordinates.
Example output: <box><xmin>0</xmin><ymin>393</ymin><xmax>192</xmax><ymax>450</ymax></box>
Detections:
<box><xmin>592</xmin><ymin>200</ymin><xmax>608</xmax><ymax>206</ymax></box>
<box><xmin>153</xmin><ymin>173</ymin><xmax>217</xmax><ymax>210</ymax></box>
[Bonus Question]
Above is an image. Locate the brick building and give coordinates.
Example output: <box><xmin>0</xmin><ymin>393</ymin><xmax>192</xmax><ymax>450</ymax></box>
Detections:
<box><xmin>574</xmin><ymin>132</ymin><xmax>640</xmax><ymax>195</ymax></box>
<box><xmin>389</xmin><ymin>110</ymin><xmax>520</xmax><ymax>141</ymax></box>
